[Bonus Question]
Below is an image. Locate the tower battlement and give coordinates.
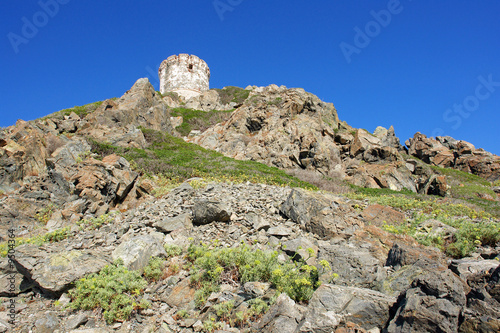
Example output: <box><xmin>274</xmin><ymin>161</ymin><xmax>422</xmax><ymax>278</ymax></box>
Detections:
<box><xmin>159</xmin><ymin>54</ymin><xmax>210</xmax><ymax>99</ymax></box>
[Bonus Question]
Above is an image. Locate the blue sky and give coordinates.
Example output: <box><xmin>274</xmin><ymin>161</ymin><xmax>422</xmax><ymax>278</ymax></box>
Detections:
<box><xmin>1</xmin><ymin>0</ymin><xmax>499</xmax><ymax>154</ymax></box>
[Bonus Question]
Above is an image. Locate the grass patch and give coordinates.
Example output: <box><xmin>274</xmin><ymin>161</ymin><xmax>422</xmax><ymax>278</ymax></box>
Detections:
<box><xmin>430</xmin><ymin>165</ymin><xmax>499</xmax><ymax>217</ymax></box>
<box><xmin>170</xmin><ymin>108</ymin><xmax>233</xmax><ymax>136</ymax></box>
<box><xmin>43</xmin><ymin>100</ymin><xmax>111</xmax><ymax>120</ymax></box>
<box><xmin>0</xmin><ymin>227</ymin><xmax>71</xmax><ymax>257</ymax></box>
<box><xmin>89</xmin><ymin>129</ymin><xmax>315</xmax><ymax>191</ymax></box>
<box><xmin>348</xmin><ymin>192</ymin><xmax>492</xmax><ymax>220</ymax></box>
<box><xmin>214</xmin><ymin>86</ymin><xmax>250</xmax><ymax>105</ymax></box>
<box><xmin>381</xmin><ymin>213</ymin><xmax>500</xmax><ymax>258</ymax></box>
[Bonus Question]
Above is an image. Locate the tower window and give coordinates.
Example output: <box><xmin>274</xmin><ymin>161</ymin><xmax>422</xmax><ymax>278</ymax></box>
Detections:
<box><xmin>188</xmin><ymin>64</ymin><xmax>193</xmax><ymax>70</ymax></box>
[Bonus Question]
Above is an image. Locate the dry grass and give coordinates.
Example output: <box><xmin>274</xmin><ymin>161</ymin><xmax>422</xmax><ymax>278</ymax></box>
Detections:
<box><xmin>285</xmin><ymin>168</ymin><xmax>351</xmax><ymax>194</ymax></box>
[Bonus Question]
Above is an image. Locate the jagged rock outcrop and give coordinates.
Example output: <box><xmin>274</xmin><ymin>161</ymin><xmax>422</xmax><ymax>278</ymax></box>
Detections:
<box><xmin>406</xmin><ymin>132</ymin><xmax>500</xmax><ymax>182</ymax></box>
<box><xmin>190</xmin><ymin>85</ymin><xmax>423</xmax><ymax>193</ymax></box>
<box><xmin>80</xmin><ymin>78</ymin><xmax>173</xmax><ymax>148</ymax></box>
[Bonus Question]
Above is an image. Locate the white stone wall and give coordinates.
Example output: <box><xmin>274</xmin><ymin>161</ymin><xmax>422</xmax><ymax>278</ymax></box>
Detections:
<box><xmin>159</xmin><ymin>54</ymin><xmax>210</xmax><ymax>99</ymax></box>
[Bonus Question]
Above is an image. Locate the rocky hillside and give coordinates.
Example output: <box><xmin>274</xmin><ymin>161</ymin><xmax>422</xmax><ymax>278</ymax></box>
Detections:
<box><xmin>0</xmin><ymin>78</ymin><xmax>499</xmax><ymax>332</ymax></box>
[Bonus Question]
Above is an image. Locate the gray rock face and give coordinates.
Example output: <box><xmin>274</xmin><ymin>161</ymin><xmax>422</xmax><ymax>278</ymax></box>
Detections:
<box><xmin>281</xmin><ymin>188</ymin><xmax>362</xmax><ymax>239</ymax></box>
<box><xmin>387</xmin><ymin>270</ymin><xmax>468</xmax><ymax>333</ymax></box>
<box><xmin>12</xmin><ymin>244</ymin><xmax>110</xmax><ymax>296</ymax></box>
<box><xmin>192</xmin><ymin>199</ymin><xmax>231</xmax><ymax>225</ymax></box>
<box><xmin>254</xmin><ymin>293</ymin><xmax>304</xmax><ymax>333</ymax></box>
<box><xmin>318</xmin><ymin>241</ymin><xmax>385</xmax><ymax>289</ymax></box>
<box><xmin>112</xmin><ymin>234</ymin><xmax>167</xmax><ymax>271</ymax></box>
<box><xmin>80</xmin><ymin>78</ymin><xmax>173</xmax><ymax>148</ymax></box>
<box><xmin>150</xmin><ymin>213</ymin><xmax>192</xmax><ymax>233</ymax></box>
<box><xmin>300</xmin><ymin>284</ymin><xmax>396</xmax><ymax>332</ymax></box>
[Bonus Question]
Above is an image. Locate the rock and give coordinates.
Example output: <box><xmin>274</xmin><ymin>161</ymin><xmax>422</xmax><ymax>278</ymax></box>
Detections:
<box><xmin>406</xmin><ymin>133</ymin><xmax>500</xmax><ymax>182</ymax></box>
<box><xmin>361</xmin><ymin>204</ymin><xmax>406</xmax><ymax>227</ymax></box>
<box><xmin>12</xmin><ymin>245</ymin><xmax>109</xmax><ymax>296</ymax></box>
<box><xmin>350</xmin><ymin>129</ymin><xmax>381</xmax><ymax>158</ymax></box>
<box><xmin>190</xmin><ymin>86</ymin><xmax>340</xmax><ymax>174</ymax></box>
<box><xmin>282</xmin><ymin>237</ymin><xmax>318</xmax><ymax>263</ymax></box>
<box><xmin>243</xmin><ymin>282</ymin><xmax>271</xmax><ymax>297</ymax></box>
<box><xmin>281</xmin><ymin>188</ymin><xmax>362</xmax><ymax>239</ymax></box>
<box><xmin>166</xmin><ymin>278</ymin><xmax>196</xmax><ymax>309</ymax></box>
<box><xmin>418</xmin><ymin>174</ymin><xmax>449</xmax><ymax>197</ymax></box>
<box><xmin>386</xmin><ymin>270</ymin><xmax>468</xmax><ymax>333</ymax></box>
<box><xmin>247</xmin><ymin>212</ymin><xmax>270</xmax><ymax>231</ymax></box>
<box><xmin>0</xmin><ymin>257</ymin><xmax>27</xmax><ymax>296</ymax></box>
<box><xmin>267</xmin><ymin>226</ymin><xmax>291</xmax><ymax>237</ymax></box>
<box><xmin>300</xmin><ymin>284</ymin><xmax>396</xmax><ymax>332</ymax></box>
<box><xmin>254</xmin><ymin>293</ymin><xmax>303</xmax><ymax>332</ymax></box>
<box><xmin>317</xmin><ymin>241</ymin><xmax>385</xmax><ymax>289</ymax></box>
<box><xmin>385</xmin><ymin>243</ymin><xmax>446</xmax><ymax>270</ymax></box>
<box><xmin>192</xmin><ymin>199</ymin><xmax>231</xmax><ymax>225</ymax></box>
<box><xmin>375</xmin><ymin>264</ymin><xmax>424</xmax><ymax>297</ymax></box>
<box><xmin>414</xmin><ymin>219</ymin><xmax>457</xmax><ymax>242</ymax></box>
<box><xmin>50</xmin><ymin>139</ymin><xmax>90</xmax><ymax>167</ymax></box>
<box><xmin>64</xmin><ymin>313</ymin><xmax>89</xmax><ymax>330</ymax></box>
<box><xmin>34</xmin><ymin>312</ymin><xmax>60</xmax><ymax>332</ymax></box>
<box><xmin>154</xmin><ymin>213</ymin><xmax>192</xmax><ymax>233</ymax></box>
<box><xmin>112</xmin><ymin>234</ymin><xmax>167</xmax><ymax>271</ymax></box>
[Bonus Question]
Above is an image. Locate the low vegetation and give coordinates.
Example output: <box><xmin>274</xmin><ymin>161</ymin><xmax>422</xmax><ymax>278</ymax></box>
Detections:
<box><xmin>0</xmin><ymin>227</ymin><xmax>71</xmax><ymax>257</ymax></box>
<box><xmin>89</xmin><ymin>128</ymin><xmax>315</xmax><ymax>193</ymax></box>
<box><xmin>170</xmin><ymin>108</ymin><xmax>233</xmax><ymax>136</ymax></box>
<box><xmin>430</xmin><ymin>165</ymin><xmax>499</xmax><ymax>216</ymax></box>
<box><xmin>43</xmin><ymin>100</ymin><xmax>113</xmax><ymax>120</ymax></box>
<box><xmin>68</xmin><ymin>260</ymin><xmax>149</xmax><ymax>324</ymax></box>
<box><xmin>213</xmin><ymin>86</ymin><xmax>250</xmax><ymax>105</ymax></box>
<box><xmin>76</xmin><ymin>213</ymin><xmax>115</xmax><ymax>230</ymax></box>
<box><xmin>187</xmin><ymin>241</ymin><xmax>328</xmax><ymax>307</ymax></box>
<box><xmin>348</xmin><ymin>190</ymin><xmax>499</xmax><ymax>258</ymax></box>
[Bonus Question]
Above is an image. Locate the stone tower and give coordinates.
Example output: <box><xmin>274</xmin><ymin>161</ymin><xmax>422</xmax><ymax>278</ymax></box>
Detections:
<box><xmin>158</xmin><ymin>54</ymin><xmax>210</xmax><ymax>100</ymax></box>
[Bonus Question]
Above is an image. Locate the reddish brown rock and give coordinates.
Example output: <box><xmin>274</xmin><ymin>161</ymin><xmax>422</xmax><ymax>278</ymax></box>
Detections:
<box><xmin>361</xmin><ymin>204</ymin><xmax>406</xmax><ymax>227</ymax></box>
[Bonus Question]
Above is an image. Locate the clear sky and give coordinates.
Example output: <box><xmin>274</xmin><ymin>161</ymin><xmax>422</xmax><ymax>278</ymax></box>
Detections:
<box><xmin>1</xmin><ymin>0</ymin><xmax>499</xmax><ymax>154</ymax></box>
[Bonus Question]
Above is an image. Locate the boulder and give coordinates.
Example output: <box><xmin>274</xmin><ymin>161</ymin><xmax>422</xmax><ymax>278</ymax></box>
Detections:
<box><xmin>387</xmin><ymin>270</ymin><xmax>468</xmax><ymax>333</ymax></box>
<box><xmin>150</xmin><ymin>213</ymin><xmax>192</xmax><ymax>233</ymax></box>
<box><xmin>281</xmin><ymin>188</ymin><xmax>362</xmax><ymax>239</ymax></box>
<box><xmin>418</xmin><ymin>174</ymin><xmax>449</xmax><ymax>197</ymax></box>
<box><xmin>254</xmin><ymin>293</ymin><xmax>304</xmax><ymax>333</ymax></box>
<box><xmin>300</xmin><ymin>284</ymin><xmax>396</xmax><ymax>332</ymax></box>
<box><xmin>12</xmin><ymin>244</ymin><xmax>110</xmax><ymax>296</ymax></box>
<box><xmin>317</xmin><ymin>241</ymin><xmax>385</xmax><ymax>289</ymax></box>
<box><xmin>112</xmin><ymin>234</ymin><xmax>167</xmax><ymax>271</ymax></box>
<box><xmin>192</xmin><ymin>199</ymin><xmax>231</xmax><ymax>225</ymax></box>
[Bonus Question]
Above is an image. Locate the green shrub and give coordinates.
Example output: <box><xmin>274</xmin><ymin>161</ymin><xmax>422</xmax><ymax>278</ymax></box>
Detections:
<box><xmin>77</xmin><ymin>213</ymin><xmax>115</xmax><ymax>230</ymax></box>
<box><xmin>188</xmin><ymin>242</ymin><xmax>320</xmax><ymax>306</ymax></box>
<box><xmin>68</xmin><ymin>261</ymin><xmax>148</xmax><ymax>324</ymax></box>
<box><xmin>143</xmin><ymin>257</ymin><xmax>166</xmax><ymax>281</ymax></box>
<box><xmin>164</xmin><ymin>244</ymin><xmax>183</xmax><ymax>257</ymax></box>
<box><xmin>35</xmin><ymin>203</ymin><xmax>57</xmax><ymax>224</ymax></box>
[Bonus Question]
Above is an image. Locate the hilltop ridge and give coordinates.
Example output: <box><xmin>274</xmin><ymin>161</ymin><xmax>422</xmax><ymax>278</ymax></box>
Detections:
<box><xmin>0</xmin><ymin>77</ymin><xmax>499</xmax><ymax>332</ymax></box>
